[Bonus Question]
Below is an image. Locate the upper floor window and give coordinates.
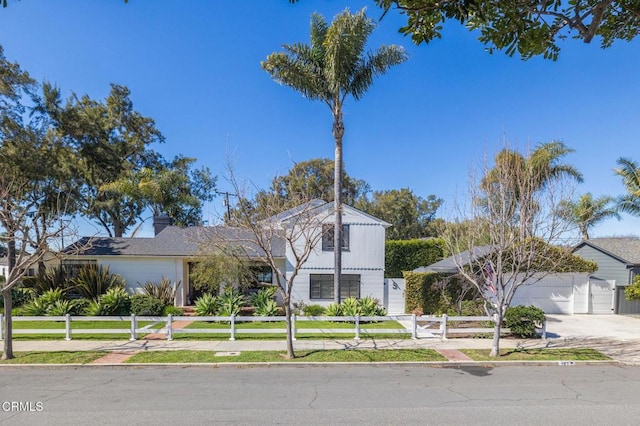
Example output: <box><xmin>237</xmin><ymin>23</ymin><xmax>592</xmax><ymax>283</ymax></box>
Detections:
<box><xmin>322</xmin><ymin>224</ymin><xmax>350</xmax><ymax>251</ymax></box>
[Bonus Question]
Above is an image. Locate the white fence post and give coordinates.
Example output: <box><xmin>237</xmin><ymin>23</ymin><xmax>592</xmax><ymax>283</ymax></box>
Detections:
<box><xmin>441</xmin><ymin>313</ymin><xmax>448</xmax><ymax>339</ymax></box>
<box><xmin>0</xmin><ymin>313</ymin><xmax>3</xmax><ymax>340</ymax></box>
<box><xmin>130</xmin><ymin>314</ymin><xmax>137</xmax><ymax>341</ymax></box>
<box><xmin>411</xmin><ymin>314</ymin><xmax>417</xmax><ymax>339</ymax></box>
<box><xmin>166</xmin><ymin>314</ymin><xmax>173</xmax><ymax>341</ymax></box>
<box><xmin>229</xmin><ymin>314</ymin><xmax>236</xmax><ymax>341</ymax></box>
<box><xmin>354</xmin><ymin>315</ymin><xmax>360</xmax><ymax>341</ymax></box>
<box><xmin>65</xmin><ymin>314</ymin><xmax>71</xmax><ymax>341</ymax></box>
<box><xmin>292</xmin><ymin>314</ymin><xmax>297</xmax><ymax>341</ymax></box>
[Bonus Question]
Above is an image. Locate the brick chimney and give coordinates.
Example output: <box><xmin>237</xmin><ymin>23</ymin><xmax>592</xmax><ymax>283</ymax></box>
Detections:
<box><xmin>153</xmin><ymin>214</ymin><xmax>172</xmax><ymax>236</ymax></box>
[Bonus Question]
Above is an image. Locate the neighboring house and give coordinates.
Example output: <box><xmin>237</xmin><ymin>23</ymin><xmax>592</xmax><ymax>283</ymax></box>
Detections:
<box><xmin>64</xmin><ymin>200</ymin><xmax>390</xmax><ymax>308</ymax></box>
<box><xmin>573</xmin><ymin>238</ymin><xmax>640</xmax><ymax>314</ymax></box>
<box><xmin>411</xmin><ymin>247</ymin><xmax>615</xmax><ymax>315</ymax></box>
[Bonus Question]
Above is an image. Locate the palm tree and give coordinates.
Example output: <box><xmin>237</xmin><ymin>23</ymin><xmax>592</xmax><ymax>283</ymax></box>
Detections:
<box><xmin>614</xmin><ymin>157</ymin><xmax>640</xmax><ymax>216</ymax></box>
<box><xmin>558</xmin><ymin>193</ymin><xmax>620</xmax><ymax>240</ymax></box>
<box><xmin>262</xmin><ymin>8</ymin><xmax>407</xmax><ymax>303</ymax></box>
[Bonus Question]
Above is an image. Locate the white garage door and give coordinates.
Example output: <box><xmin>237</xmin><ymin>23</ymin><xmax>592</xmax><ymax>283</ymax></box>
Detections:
<box><xmin>511</xmin><ymin>274</ymin><xmax>575</xmax><ymax>314</ymax></box>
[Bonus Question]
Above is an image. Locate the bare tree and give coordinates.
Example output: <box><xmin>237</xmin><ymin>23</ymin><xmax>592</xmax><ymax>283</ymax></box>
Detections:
<box><xmin>0</xmin><ymin>169</ymin><xmax>83</xmax><ymax>360</ymax></box>
<box><xmin>198</xmin><ymin>168</ymin><xmax>331</xmax><ymax>359</ymax></box>
<box><xmin>444</xmin><ymin>145</ymin><xmax>579</xmax><ymax>357</ymax></box>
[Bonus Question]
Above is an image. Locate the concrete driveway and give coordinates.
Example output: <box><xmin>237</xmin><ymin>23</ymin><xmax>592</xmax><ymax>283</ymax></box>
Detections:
<box><xmin>544</xmin><ymin>314</ymin><xmax>640</xmax><ymax>364</ymax></box>
<box><xmin>545</xmin><ymin>314</ymin><xmax>640</xmax><ymax>340</ymax></box>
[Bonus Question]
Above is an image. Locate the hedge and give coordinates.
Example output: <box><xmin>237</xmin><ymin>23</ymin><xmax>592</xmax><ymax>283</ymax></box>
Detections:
<box><xmin>385</xmin><ymin>238</ymin><xmax>445</xmax><ymax>278</ymax></box>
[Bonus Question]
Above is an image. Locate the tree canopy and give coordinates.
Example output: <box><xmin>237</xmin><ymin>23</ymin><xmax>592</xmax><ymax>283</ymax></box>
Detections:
<box><xmin>357</xmin><ymin>188</ymin><xmax>442</xmax><ymax>240</ymax></box>
<box><xmin>374</xmin><ymin>0</ymin><xmax>640</xmax><ymax>60</ymax></box>
<box><xmin>558</xmin><ymin>193</ymin><xmax>620</xmax><ymax>240</ymax></box>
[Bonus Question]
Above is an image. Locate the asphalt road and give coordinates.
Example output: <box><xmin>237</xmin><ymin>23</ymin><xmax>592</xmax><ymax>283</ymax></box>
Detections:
<box><xmin>1</xmin><ymin>365</ymin><xmax>640</xmax><ymax>425</ymax></box>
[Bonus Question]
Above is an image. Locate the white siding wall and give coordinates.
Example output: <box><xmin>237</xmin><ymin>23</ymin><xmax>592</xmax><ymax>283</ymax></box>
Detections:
<box><xmin>290</xmin><ymin>269</ymin><xmax>385</xmax><ymax>307</ymax></box>
<box><xmin>97</xmin><ymin>257</ymin><xmax>185</xmax><ymax>305</ymax></box>
<box><xmin>287</xmin><ymin>207</ymin><xmax>387</xmax><ymax>306</ymax></box>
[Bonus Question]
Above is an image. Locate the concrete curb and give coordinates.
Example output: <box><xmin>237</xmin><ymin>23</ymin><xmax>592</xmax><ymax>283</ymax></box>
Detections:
<box><xmin>0</xmin><ymin>360</ymin><xmax>622</xmax><ymax>368</ymax></box>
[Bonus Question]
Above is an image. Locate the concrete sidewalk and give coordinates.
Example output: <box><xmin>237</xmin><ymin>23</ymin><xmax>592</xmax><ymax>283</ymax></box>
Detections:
<box><xmin>4</xmin><ymin>314</ymin><xmax>640</xmax><ymax>364</ymax></box>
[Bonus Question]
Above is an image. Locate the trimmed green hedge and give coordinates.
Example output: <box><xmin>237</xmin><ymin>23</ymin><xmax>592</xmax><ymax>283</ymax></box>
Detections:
<box><xmin>385</xmin><ymin>238</ymin><xmax>445</xmax><ymax>278</ymax></box>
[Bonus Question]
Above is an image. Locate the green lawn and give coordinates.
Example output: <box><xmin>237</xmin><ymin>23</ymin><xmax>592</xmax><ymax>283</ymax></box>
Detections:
<box><xmin>9</xmin><ymin>320</ymin><xmax>163</xmax><ymax>340</ymax></box>
<box><xmin>126</xmin><ymin>349</ymin><xmax>446</xmax><ymax>363</ymax></box>
<box><xmin>461</xmin><ymin>348</ymin><xmax>610</xmax><ymax>361</ymax></box>
<box><xmin>0</xmin><ymin>351</ymin><xmax>106</xmax><ymax>364</ymax></box>
<box><xmin>175</xmin><ymin>319</ymin><xmax>410</xmax><ymax>340</ymax></box>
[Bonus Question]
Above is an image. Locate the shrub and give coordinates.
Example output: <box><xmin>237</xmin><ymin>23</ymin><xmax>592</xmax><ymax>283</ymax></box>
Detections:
<box><xmin>357</xmin><ymin>296</ymin><xmax>386</xmax><ymax>316</ymax></box>
<box><xmin>504</xmin><ymin>305</ymin><xmax>546</xmax><ymax>338</ymax></box>
<box><xmin>250</xmin><ymin>287</ymin><xmax>278</xmax><ymax>317</ymax></box>
<box><xmin>216</xmin><ymin>287</ymin><xmax>246</xmax><ymax>317</ymax></box>
<box><xmin>39</xmin><ymin>289</ymin><xmax>64</xmax><ymax>306</ymax></box>
<box><xmin>21</xmin><ymin>298</ymin><xmax>50</xmax><ymax>316</ymax></box>
<box><xmin>194</xmin><ymin>293</ymin><xmax>218</xmax><ymax>316</ymax></box>
<box><xmin>21</xmin><ymin>266</ymin><xmax>72</xmax><ymax>297</ymax></box>
<box><xmin>324</xmin><ymin>303</ymin><xmax>342</xmax><ymax>316</ymax></box>
<box><xmin>385</xmin><ymin>239</ymin><xmax>445</xmax><ymax>278</ymax></box>
<box><xmin>625</xmin><ymin>275</ymin><xmax>640</xmax><ymax>300</ymax></box>
<box><xmin>70</xmin><ymin>299</ymin><xmax>90</xmax><ymax>315</ymax></box>
<box><xmin>99</xmin><ymin>287</ymin><xmax>131</xmax><ymax>315</ymax></box>
<box><xmin>20</xmin><ymin>289</ymin><xmax>64</xmax><ymax>316</ymax></box>
<box><xmin>130</xmin><ymin>294</ymin><xmax>164</xmax><ymax>316</ymax></box>
<box><xmin>73</xmin><ymin>265</ymin><xmax>125</xmax><ymax>300</ymax></box>
<box><xmin>48</xmin><ymin>300</ymin><xmax>74</xmax><ymax>316</ymax></box>
<box><xmin>254</xmin><ymin>299</ymin><xmax>279</xmax><ymax>317</ymax></box>
<box><xmin>304</xmin><ymin>304</ymin><xmax>326</xmax><ymax>316</ymax></box>
<box><xmin>140</xmin><ymin>278</ymin><xmax>178</xmax><ymax>306</ymax></box>
<box><xmin>163</xmin><ymin>305</ymin><xmax>184</xmax><ymax>316</ymax></box>
<box><xmin>83</xmin><ymin>300</ymin><xmax>107</xmax><ymax>316</ymax></box>
<box><xmin>340</xmin><ymin>297</ymin><xmax>360</xmax><ymax>316</ymax></box>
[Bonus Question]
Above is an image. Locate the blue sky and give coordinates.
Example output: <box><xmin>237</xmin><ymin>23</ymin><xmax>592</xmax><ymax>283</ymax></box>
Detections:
<box><xmin>1</xmin><ymin>0</ymin><xmax>639</xmax><ymax>239</ymax></box>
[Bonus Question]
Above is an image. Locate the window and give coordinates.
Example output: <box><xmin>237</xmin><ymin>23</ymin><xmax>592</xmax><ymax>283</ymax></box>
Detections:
<box><xmin>322</xmin><ymin>224</ymin><xmax>350</xmax><ymax>251</ymax></box>
<box><xmin>310</xmin><ymin>274</ymin><xmax>360</xmax><ymax>300</ymax></box>
<box><xmin>249</xmin><ymin>265</ymin><xmax>273</xmax><ymax>285</ymax></box>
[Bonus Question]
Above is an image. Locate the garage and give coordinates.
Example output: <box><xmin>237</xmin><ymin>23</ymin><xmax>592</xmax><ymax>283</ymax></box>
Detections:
<box><xmin>510</xmin><ymin>273</ymin><xmax>614</xmax><ymax>315</ymax></box>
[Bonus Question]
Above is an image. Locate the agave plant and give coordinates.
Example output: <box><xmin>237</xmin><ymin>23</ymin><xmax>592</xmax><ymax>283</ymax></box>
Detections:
<box><xmin>21</xmin><ymin>298</ymin><xmax>50</xmax><ymax>316</ymax></box>
<box><xmin>72</xmin><ymin>265</ymin><xmax>125</xmax><ymax>300</ymax></box>
<box><xmin>99</xmin><ymin>287</ymin><xmax>131</xmax><ymax>315</ymax></box>
<box><xmin>250</xmin><ymin>287</ymin><xmax>279</xmax><ymax>317</ymax></box>
<box><xmin>324</xmin><ymin>303</ymin><xmax>342</xmax><ymax>317</ymax></box>
<box><xmin>254</xmin><ymin>299</ymin><xmax>279</xmax><ymax>317</ymax></box>
<box><xmin>83</xmin><ymin>300</ymin><xmax>107</xmax><ymax>316</ymax></box>
<box><xmin>357</xmin><ymin>296</ymin><xmax>385</xmax><ymax>316</ymax></box>
<box><xmin>140</xmin><ymin>278</ymin><xmax>178</xmax><ymax>306</ymax></box>
<box><xmin>194</xmin><ymin>293</ymin><xmax>218</xmax><ymax>316</ymax></box>
<box><xmin>340</xmin><ymin>297</ymin><xmax>360</xmax><ymax>316</ymax></box>
<box><xmin>216</xmin><ymin>287</ymin><xmax>246</xmax><ymax>317</ymax></box>
<box><xmin>48</xmin><ymin>300</ymin><xmax>74</xmax><ymax>316</ymax></box>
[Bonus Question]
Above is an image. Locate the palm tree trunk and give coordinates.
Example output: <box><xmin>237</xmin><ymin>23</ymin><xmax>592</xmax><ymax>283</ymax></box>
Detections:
<box><xmin>333</xmin><ymin>102</ymin><xmax>344</xmax><ymax>304</ymax></box>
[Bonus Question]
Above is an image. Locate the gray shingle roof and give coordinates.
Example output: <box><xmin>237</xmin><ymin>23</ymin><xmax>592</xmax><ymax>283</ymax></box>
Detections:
<box><xmin>413</xmin><ymin>246</ymin><xmax>495</xmax><ymax>273</ymax></box>
<box><xmin>67</xmin><ymin>226</ymin><xmax>285</xmax><ymax>258</ymax></box>
<box><xmin>575</xmin><ymin>238</ymin><xmax>640</xmax><ymax>264</ymax></box>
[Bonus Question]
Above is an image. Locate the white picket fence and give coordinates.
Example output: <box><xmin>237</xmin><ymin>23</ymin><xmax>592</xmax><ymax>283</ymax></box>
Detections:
<box><xmin>0</xmin><ymin>313</ymin><xmax>546</xmax><ymax>341</ymax></box>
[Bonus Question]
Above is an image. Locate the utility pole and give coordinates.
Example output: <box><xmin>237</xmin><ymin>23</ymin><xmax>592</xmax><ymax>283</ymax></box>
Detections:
<box><xmin>216</xmin><ymin>191</ymin><xmax>236</xmax><ymax>222</ymax></box>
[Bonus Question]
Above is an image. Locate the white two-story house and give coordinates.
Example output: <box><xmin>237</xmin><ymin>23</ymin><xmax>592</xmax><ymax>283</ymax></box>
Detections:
<box><xmin>64</xmin><ymin>200</ymin><xmax>390</xmax><ymax>307</ymax></box>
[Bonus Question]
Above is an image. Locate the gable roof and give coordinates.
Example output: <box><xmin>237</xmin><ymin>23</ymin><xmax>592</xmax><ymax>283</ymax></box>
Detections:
<box><xmin>573</xmin><ymin>238</ymin><xmax>640</xmax><ymax>265</ymax></box>
<box><xmin>268</xmin><ymin>199</ymin><xmax>391</xmax><ymax>227</ymax></box>
<box><xmin>66</xmin><ymin>226</ymin><xmax>285</xmax><ymax>258</ymax></box>
<box><xmin>413</xmin><ymin>246</ymin><xmax>495</xmax><ymax>274</ymax></box>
